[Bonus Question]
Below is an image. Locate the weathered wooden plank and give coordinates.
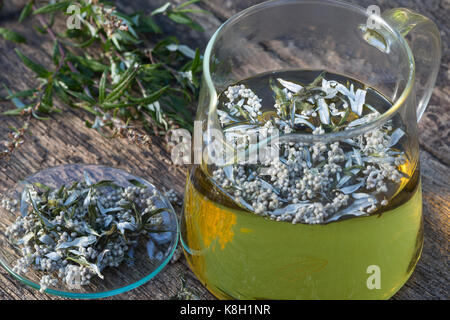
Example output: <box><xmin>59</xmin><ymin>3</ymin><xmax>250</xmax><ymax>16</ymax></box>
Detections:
<box><xmin>393</xmin><ymin>151</ymin><xmax>449</xmax><ymax>300</ymax></box>
<box><xmin>0</xmin><ymin>0</ymin><xmax>448</xmax><ymax>300</ymax></box>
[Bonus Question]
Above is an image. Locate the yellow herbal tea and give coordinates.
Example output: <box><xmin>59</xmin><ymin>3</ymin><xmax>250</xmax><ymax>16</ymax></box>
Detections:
<box><xmin>181</xmin><ymin>70</ymin><xmax>423</xmax><ymax>299</ymax></box>
<box><xmin>182</xmin><ymin>166</ymin><xmax>422</xmax><ymax>299</ymax></box>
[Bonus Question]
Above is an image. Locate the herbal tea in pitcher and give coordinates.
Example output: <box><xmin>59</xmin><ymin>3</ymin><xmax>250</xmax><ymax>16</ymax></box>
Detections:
<box><xmin>181</xmin><ymin>70</ymin><xmax>423</xmax><ymax>299</ymax></box>
<box><xmin>180</xmin><ymin>0</ymin><xmax>441</xmax><ymax>300</ymax></box>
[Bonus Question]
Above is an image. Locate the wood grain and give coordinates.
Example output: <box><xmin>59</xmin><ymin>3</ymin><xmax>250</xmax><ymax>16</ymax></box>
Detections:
<box><xmin>0</xmin><ymin>0</ymin><xmax>448</xmax><ymax>300</ymax></box>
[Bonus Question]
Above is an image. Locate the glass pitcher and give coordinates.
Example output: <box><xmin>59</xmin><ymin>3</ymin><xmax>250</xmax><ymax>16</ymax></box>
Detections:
<box><xmin>180</xmin><ymin>0</ymin><xmax>441</xmax><ymax>299</ymax></box>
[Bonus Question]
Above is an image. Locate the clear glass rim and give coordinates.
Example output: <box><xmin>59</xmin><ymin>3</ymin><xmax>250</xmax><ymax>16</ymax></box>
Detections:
<box><xmin>202</xmin><ymin>0</ymin><xmax>415</xmax><ymax>142</ymax></box>
<box><xmin>0</xmin><ymin>164</ymin><xmax>179</xmax><ymax>299</ymax></box>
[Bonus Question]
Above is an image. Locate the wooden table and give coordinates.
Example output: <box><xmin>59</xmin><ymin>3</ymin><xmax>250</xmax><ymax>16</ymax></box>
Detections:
<box><xmin>0</xmin><ymin>0</ymin><xmax>448</xmax><ymax>300</ymax></box>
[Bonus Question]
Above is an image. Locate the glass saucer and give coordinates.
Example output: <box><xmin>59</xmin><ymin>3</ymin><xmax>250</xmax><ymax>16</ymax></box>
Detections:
<box><xmin>0</xmin><ymin>164</ymin><xmax>178</xmax><ymax>299</ymax></box>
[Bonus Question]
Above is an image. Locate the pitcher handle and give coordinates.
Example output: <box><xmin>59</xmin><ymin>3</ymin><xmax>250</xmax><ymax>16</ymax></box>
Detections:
<box><xmin>382</xmin><ymin>8</ymin><xmax>442</xmax><ymax>121</ymax></box>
